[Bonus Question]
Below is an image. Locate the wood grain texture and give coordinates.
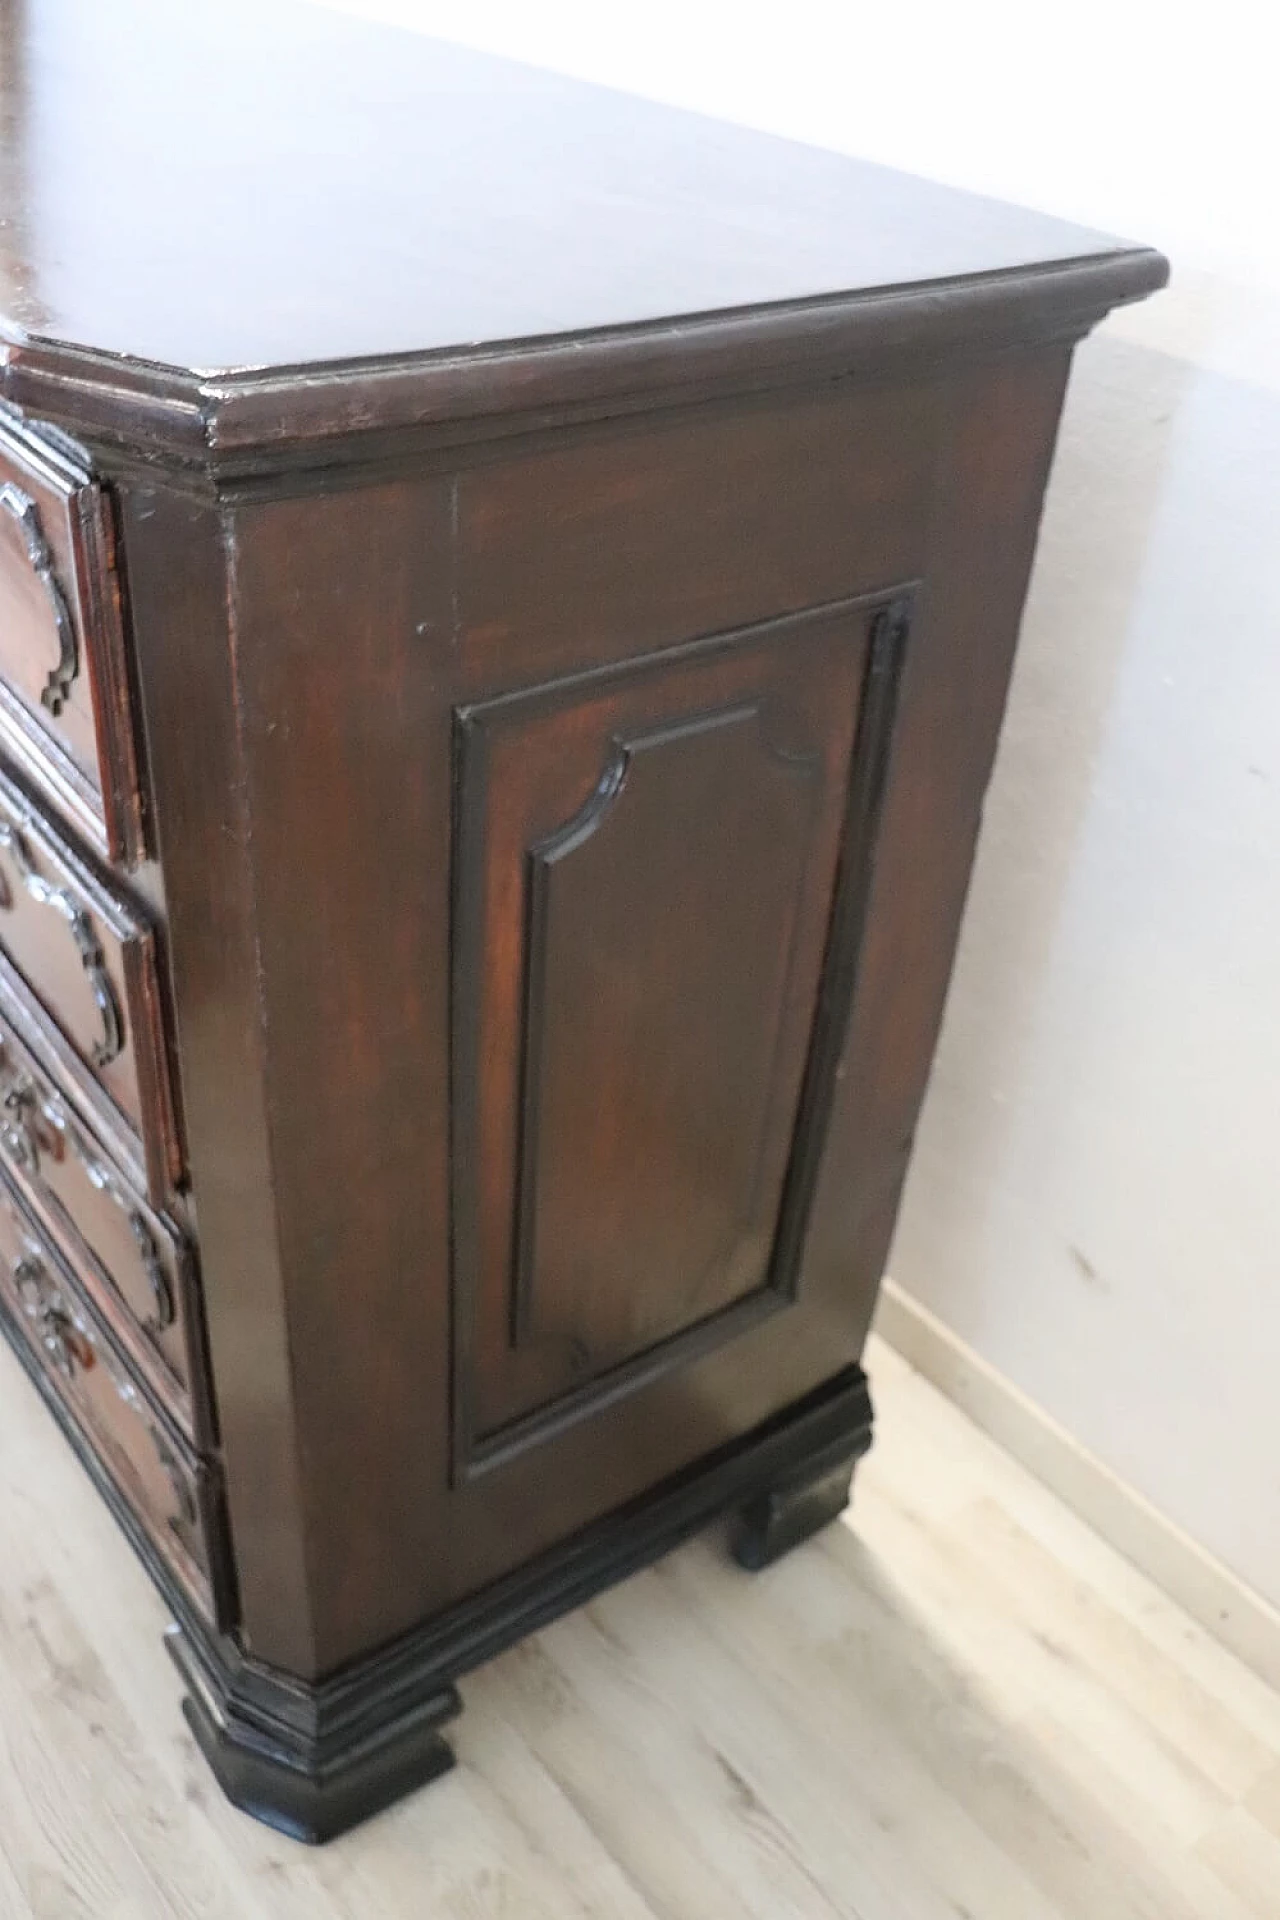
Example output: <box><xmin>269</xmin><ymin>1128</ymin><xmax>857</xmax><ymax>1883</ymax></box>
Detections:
<box><xmin>115</xmin><ymin>482</ymin><xmax>318</xmax><ymax>1674</ymax></box>
<box><xmin>0</xmin><ymin>408</ymin><xmax>144</xmax><ymax>862</ymax></box>
<box><xmin>0</xmin><ymin>0</ymin><xmax>1152</xmax><ymax>370</ymax></box>
<box><xmin>0</xmin><ymin>1329</ymin><xmax>1271</xmax><ymax>1917</ymax></box>
<box><xmin>111</xmin><ymin>339</ymin><xmax>1090</xmax><ymax>1690</ymax></box>
<box><xmin>164</xmin><ymin>1368</ymin><xmax>872</xmax><ymax>1843</ymax></box>
<box><xmin>0</xmin><ymin>992</ymin><xmax>208</xmax><ymax>1446</ymax></box>
<box><xmin>0</xmin><ymin>762</ymin><xmax>178</xmax><ymax>1198</ymax></box>
<box><xmin>0</xmin><ymin>1169</ymin><xmax>228</xmax><ymax>1626</ymax></box>
<box><xmin>453</xmin><ymin>383</ymin><xmax>933</xmax><ymax>684</ymax></box>
<box><xmin>0</xmin><ymin>7</ymin><xmax>1170</xmax><ymax>1830</ymax></box>
<box><xmin>0</xmin><ymin>0</ymin><xmax>1165</xmax><ymax>461</ymax></box>
<box><xmin>451</xmin><ymin>599</ymin><xmax>879</xmax><ymax>1465</ymax></box>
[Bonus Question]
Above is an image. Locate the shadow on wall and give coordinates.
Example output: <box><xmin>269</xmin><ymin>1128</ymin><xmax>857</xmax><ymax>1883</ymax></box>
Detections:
<box><xmin>914</xmin><ymin>329</ymin><xmax>1196</xmax><ymax>1228</ymax></box>
<box><xmin>887</xmin><ymin>311</ymin><xmax>1280</xmax><ymax>1602</ymax></box>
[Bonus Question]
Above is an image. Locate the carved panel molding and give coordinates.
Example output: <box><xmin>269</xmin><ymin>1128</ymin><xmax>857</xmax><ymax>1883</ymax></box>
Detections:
<box><xmin>450</xmin><ymin>590</ymin><xmax>912</xmax><ymax>1481</ymax></box>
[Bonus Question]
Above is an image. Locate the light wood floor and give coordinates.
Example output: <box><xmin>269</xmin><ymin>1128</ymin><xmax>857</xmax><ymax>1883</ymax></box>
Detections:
<box><xmin>0</xmin><ymin>1335</ymin><xmax>1276</xmax><ymax>1919</ymax></box>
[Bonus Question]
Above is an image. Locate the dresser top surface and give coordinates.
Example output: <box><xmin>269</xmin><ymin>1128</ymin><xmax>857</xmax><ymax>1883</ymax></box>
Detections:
<box><xmin>0</xmin><ymin>0</ymin><xmax>1163</xmax><ymax>377</ymax></box>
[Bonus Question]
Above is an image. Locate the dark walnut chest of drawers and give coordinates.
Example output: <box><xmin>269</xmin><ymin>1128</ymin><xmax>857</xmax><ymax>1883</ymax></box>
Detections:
<box><xmin>0</xmin><ymin>0</ymin><xmax>1166</xmax><ymax>1843</ymax></box>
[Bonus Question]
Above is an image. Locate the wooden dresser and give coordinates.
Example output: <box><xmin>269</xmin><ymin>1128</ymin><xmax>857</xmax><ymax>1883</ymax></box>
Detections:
<box><xmin>0</xmin><ymin>0</ymin><xmax>1167</xmax><ymax>1842</ymax></box>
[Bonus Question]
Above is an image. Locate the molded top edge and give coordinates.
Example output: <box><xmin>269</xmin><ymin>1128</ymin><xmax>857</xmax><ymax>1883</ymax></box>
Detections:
<box><xmin>0</xmin><ymin>251</ymin><xmax>1169</xmax><ymax>471</ymax></box>
<box><xmin>0</xmin><ymin>0</ymin><xmax>1168</xmax><ymax>464</ymax></box>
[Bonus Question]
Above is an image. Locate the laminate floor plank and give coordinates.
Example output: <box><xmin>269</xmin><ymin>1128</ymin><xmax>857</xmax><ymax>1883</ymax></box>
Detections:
<box><xmin>849</xmin><ymin>1484</ymin><xmax>1254</xmax><ymax>1836</ymax></box>
<box><xmin>863</xmin><ymin>1348</ymin><xmax>1280</xmax><ymax>1753</ymax></box>
<box><xmin>0</xmin><ymin>1331</ymin><xmax>1273</xmax><ymax>1918</ymax></box>
<box><xmin>494</xmin><ymin>1618</ymin><xmax>855</xmax><ymax>1920</ymax></box>
<box><xmin>1196</xmin><ymin>1805</ymin><xmax>1280</xmax><ymax>1915</ymax></box>
<box><xmin>467</xmin><ymin>1638</ymin><xmax>760</xmax><ymax>1920</ymax></box>
<box><xmin>638</xmin><ymin>1548</ymin><xmax>1062</xmax><ymax>1920</ymax></box>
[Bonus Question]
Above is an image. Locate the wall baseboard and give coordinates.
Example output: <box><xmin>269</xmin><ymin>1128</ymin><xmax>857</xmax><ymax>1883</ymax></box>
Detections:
<box><xmin>872</xmin><ymin>1278</ymin><xmax>1280</xmax><ymax>1695</ymax></box>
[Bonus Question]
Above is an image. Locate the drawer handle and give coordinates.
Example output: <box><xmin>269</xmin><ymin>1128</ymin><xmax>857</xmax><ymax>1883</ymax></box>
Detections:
<box><xmin>0</xmin><ymin>821</ymin><xmax>124</xmax><ymax>1065</ymax></box>
<box><xmin>13</xmin><ymin>1251</ymin><xmax>95</xmax><ymax>1378</ymax></box>
<box><xmin>0</xmin><ymin>482</ymin><xmax>79</xmax><ymax>717</ymax></box>
<box><xmin>130</xmin><ymin>1213</ymin><xmax>175</xmax><ymax>1333</ymax></box>
<box><xmin>0</xmin><ymin>1070</ymin><xmax>40</xmax><ymax>1174</ymax></box>
<box><xmin>0</xmin><ymin>1068</ymin><xmax>175</xmax><ymax>1335</ymax></box>
<box><xmin>9</xmin><ymin>1223</ymin><xmax>199</xmax><ymax>1556</ymax></box>
<box><xmin>0</xmin><ymin>1063</ymin><xmax>64</xmax><ymax>1179</ymax></box>
<box><xmin>149</xmin><ymin>1421</ymin><xmax>198</xmax><ymax>1534</ymax></box>
<box><xmin>99</xmin><ymin>1348</ymin><xmax>198</xmax><ymax>1538</ymax></box>
<box><xmin>78</xmin><ymin>1139</ymin><xmax>175</xmax><ymax>1333</ymax></box>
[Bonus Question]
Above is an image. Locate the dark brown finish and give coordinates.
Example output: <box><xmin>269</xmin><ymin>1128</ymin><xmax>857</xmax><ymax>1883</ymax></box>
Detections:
<box><xmin>112</xmin><ymin>479</ymin><xmax>322</xmax><ymax>1676</ymax></box>
<box><xmin>0</xmin><ymin>1168</ymin><xmax>229</xmax><ymax>1623</ymax></box>
<box><xmin>451</xmin><ymin>594</ymin><xmax>904</xmax><ymax>1472</ymax></box>
<box><xmin>0</xmin><ymin>0</ymin><xmax>1167</xmax><ymax>1846</ymax></box>
<box><xmin>1</xmin><ymin>0</ymin><xmax>1162</xmax><ymax>463</ymax></box>
<box><xmin>0</xmin><ymin>984</ymin><xmax>209</xmax><ymax>1445</ymax></box>
<box><xmin>165</xmin><ymin>1363</ymin><xmax>873</xmax><ymax>1844</ymax></box>
<box><xmin>0</xmin><ymin>763</ymin><xmax>179</xmax><ymax>1198</ymax></box>
<box><xmin>732</xmin><ymin>1447</ymin><xmax>867</xmax><ymax>1572</ymax></box>
<box><xmin>454</xmin><ymin>385</ymin><xmax>933</xmax><ymax>685</ymax></box>
<box><xmin>0</xmin><ymin>410</ymin><xmax>143</xmax><ymax>863</ymax></box>
<box><xmin>175</xmin><ymin>1647</ymin><xmax>460</xmax><ymax>1850</ymax></box>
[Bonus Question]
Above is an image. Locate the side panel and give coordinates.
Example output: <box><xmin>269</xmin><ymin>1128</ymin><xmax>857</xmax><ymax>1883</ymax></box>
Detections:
<box><xmin>800</xmin><ymin>350</ymin><xmax>1074</xmax><ymax>1348</ymax></box>
<box><xmin>211</xmin><ymin>477</ymin><xmax>457</xmax><ymax>1674</ymax></box>
<box><xmin>451</xmin><ymin>601</ymin><xmax>878</xmax><ymax>1469</ymax></box>
<box><xmin>117</xmin><ymin>486</ymin><xmax>318</xmax><ymax>1671</ymax></box>
<box><xmin>455</xmin><ymin>380</ymin><xmax>932</xmax><ymax>684</ymax></box>
<box><xmin>145</xmin><ymin>353</ymin><xmax>1070</xmax><ymax>1677</ymax></box>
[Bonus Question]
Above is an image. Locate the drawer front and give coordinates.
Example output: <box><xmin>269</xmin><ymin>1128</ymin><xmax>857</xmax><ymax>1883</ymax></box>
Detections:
<box><xmin>0</xmin><ymin>1174</ymin><xmax>228</xmax><ymax>1626</ymax></box>
<box><xmin>0</xmin><ymin>412</ymin><xmax>144</xmax><ymax>866</ymax></box>
<box><xmin>0</xmin><ymin>1013</ymin><xmax>210</xmax><ymax>1446</ymax></box>
<box><xmin>0</xmin><ymin>765</ymin><xmax>180</xmax><ymax>1203</ymax></box>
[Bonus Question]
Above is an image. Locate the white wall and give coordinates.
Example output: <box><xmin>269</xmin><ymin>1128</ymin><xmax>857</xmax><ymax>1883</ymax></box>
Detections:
<box><xmin>314</xmin><ymin>1</ymin><xmax>1280</xmax><ymax>1608</ymax></box>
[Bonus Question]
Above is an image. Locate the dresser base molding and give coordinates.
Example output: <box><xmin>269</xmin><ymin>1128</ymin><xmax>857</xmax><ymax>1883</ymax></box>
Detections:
<box><xmin>4</xmin><ymin>1161</ymin><xmax>873</xmax><ymax>1845</ymax></box>
<box><xmin>165</xmin><ymin>1364</ymin><xmax>874</xmax><ymax>1841</ymax></box>
<box><xmin>731</xmin><ymin>1439</ymin><xmax>863</xmax><ymax>1572</ymax></box>
<box><xmin>169</xmin><ymin>1631</ymin><xmax>461</xmax><ymax>1846</ymax></box>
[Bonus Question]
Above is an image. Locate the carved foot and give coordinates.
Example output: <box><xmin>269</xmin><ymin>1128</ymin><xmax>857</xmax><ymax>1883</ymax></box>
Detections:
<box><xmin>167</xmin><ymin>1623</ymin><xmax>461</xmax><ymax>1843</ymax></box>
<box><xmin>165</xmin><ymin>1364</ymin><xmax>874</xmax><ymax>1837</ymax></box>
<box><xmin>731</xmin><ymin>1428</ymin><xmax>870</xmax><ymax>1572</ymax></box>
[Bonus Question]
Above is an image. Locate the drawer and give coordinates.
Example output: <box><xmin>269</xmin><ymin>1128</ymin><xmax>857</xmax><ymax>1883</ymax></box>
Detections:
<box><xmin>0</xmin><ymin>764</ymin><xmax>181</xmax><ymax>1203</ymax></box>
<box><xmin>0</xmin><ymin>1173</ymin><xmax>230</xmax><ymax>1627</ymax></box>
<box><xmin>0</xmin><ymin>1011</ymin><xmax>211</xmax><ymax>1447</ymax></box>
<box><xmin>0</xmin><ymin>411</ymin><xmax>145</xmax><ymax>866</ymax></box>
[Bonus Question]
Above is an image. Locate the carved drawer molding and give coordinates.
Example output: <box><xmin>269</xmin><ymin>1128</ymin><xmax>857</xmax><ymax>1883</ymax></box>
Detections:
<box><xmin>0</xmin><ymin>764</ymin><xmax>181</xmax><ymax>1205</ymax></box>
<box><xmin>0</xmin><ymin>412</ymin><xmax>146</xmax><ymax>866</ymax></box>
<box><xmin>0</xmin><ymin>1170</ymin><xmax>229</xmax><ymax>1626</ymax></box>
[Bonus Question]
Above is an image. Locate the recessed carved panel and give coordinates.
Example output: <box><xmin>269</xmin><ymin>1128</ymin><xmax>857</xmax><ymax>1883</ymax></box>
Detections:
<box><xmin>451</xmin><ymin>594</ymin><xmax>908</xmax><ymax>1476</ymax></box>
<box><xmin>514</xmin><ymin>700</ymin><xmax>822</xmax><ymax>1368</ymax></box>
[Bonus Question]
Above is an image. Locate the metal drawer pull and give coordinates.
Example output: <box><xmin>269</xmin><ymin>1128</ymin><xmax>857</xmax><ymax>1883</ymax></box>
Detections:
<box><xmin>0</xmin><ymin>1055</ymin><xmax>174</xmax><ymax>1334</ymax></box>
<box><xmin>97</xmin><ymin>1338</ymin><xmax>197</xmax><ymax>1535</ymax></box>
<box><xmin>0</xmin><ymin>481</ymin><xmax>79</xmax><ymax>716</ymax></box>
<box><xmin>13</xmin><ymin>1250</ymin><xmax>94</xmax><ymax>1378</ymax></box>
<box><xmin>0</xmin><ymin>1070</ymin><xmax>40</xmax><ymax>1174</ymax></box>
<box><xmin>12</xmin><ymin>1239</ymin><xmax>194</xmax><ymax>1534</ymax></box>
<box><xmin>80</xmin><ymin>1136</ymin><xmax>175</xmax><ymax>1336</ymax></box>
<box><xmin>78</xmin><ymin>1141</ymin><xmax>175</xmax><ymax>1333</ymax></box>
<box><xmin>149</xmin><ymin>1422</ymin><xmax>199</xmax><ymax>1534</ymax></box>
<box><xmin>0</xmin><ymin>820</ymin><xmax>123</xmax><ymax>1065</ymax></box>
